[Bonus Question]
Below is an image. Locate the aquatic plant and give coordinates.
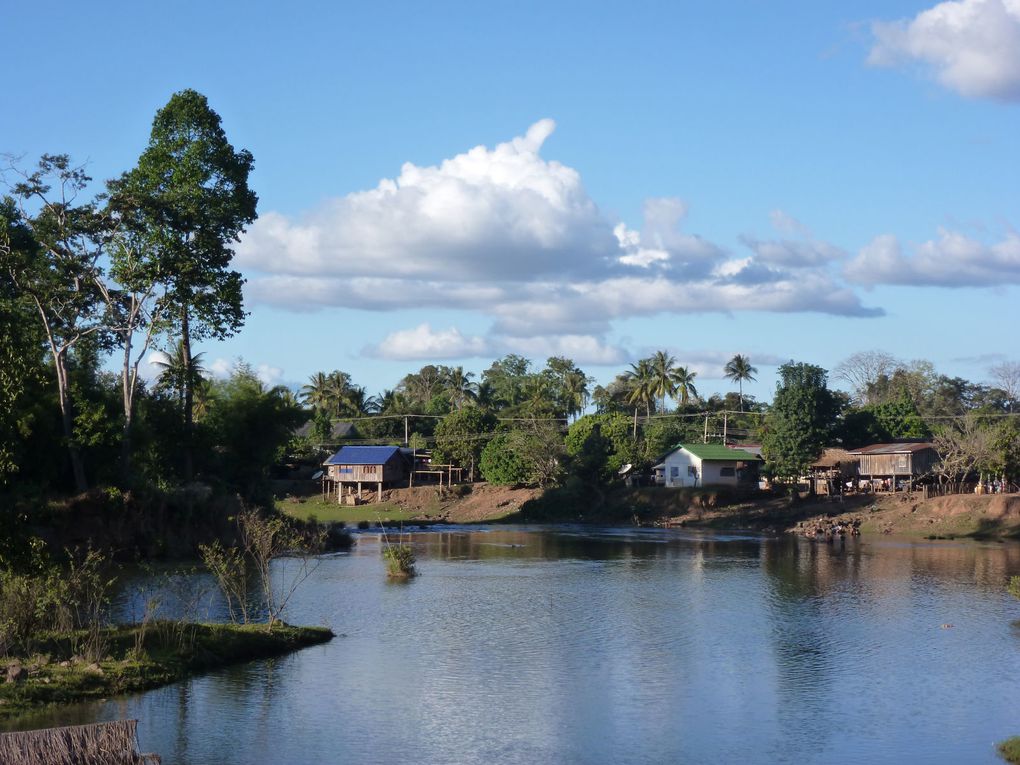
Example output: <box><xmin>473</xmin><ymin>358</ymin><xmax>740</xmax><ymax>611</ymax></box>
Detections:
<box><xmin>381</xmin><ymin>544</ymin><xmax>417</xmax><ymax>579</ymax></box>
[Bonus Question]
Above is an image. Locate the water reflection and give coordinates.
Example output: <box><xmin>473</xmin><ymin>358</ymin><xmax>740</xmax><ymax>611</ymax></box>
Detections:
<box><xmin>4</xmin><ymin>528</ymin><xmax>1020</xmax><ymax>765</ymax></box>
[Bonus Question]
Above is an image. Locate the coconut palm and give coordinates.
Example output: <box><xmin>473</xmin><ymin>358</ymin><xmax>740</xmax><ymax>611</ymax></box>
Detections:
<box><xmin>153</xmin><ymin>340</ymin><xmax>208</xmax><ymax>415</ymax></box>
<box><xmin>671</xmin><ymin>366</ymin><xmax>699</xmax><ymax>407</ymax></box>
<box><xmin>300</xmin><ymin>372</ymin><xmax>332</xmax><ymax>411</ymax></box>
<box><xmin>444</xmin><ymin>366</ymin><xmax>478</xmax><ymax>410</ymax></box>
<box><xmin>650</xmin><ymin>350</ymin><xmax>678</xmax><ymax>412</ymax></box>
<box><xmin>563</xmin><ymin>370</ymin><xmax>591</xmax><ymax>422</ymax></box>
<box><xmin>625</xmin><ymin>359</ymin><xmax>656</xmax><ymax>418</ymax></box>
<box><xmin>724</xmin><ymin>354</ymin><xmax>758</xmax><ymax>412</ymax></box>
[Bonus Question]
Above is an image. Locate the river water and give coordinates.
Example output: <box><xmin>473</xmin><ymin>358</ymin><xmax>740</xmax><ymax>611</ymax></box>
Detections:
<box><xmin>5</xmin><ymin>526</ymin><xmax>1020</xmax><ymax>764</ymax></box>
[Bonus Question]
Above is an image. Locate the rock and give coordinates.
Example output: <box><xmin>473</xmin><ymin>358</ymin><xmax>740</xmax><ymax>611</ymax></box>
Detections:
<box><xmin>86</xmin><ymin>663</ymin><xmax>104</xmax><ymax>675</ymax></box>
<box><xmin>6</xmin><ymin>664</ymin><xmax>28</xmax><ymax>684</ymax></box>
<box><xmin>59</xmin><ymin>660</ymin><xmax>71</xmax><ymax>667</ymax></box>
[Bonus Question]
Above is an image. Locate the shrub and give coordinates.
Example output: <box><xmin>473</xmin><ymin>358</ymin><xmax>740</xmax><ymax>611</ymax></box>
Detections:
<box><xmin>381</xmin><ymin>544</ymin><xmax>416</xmax><ymax>578</ymax></box>
<box><xmin>999</xmin><ymin>736</ymin><xmax>1020</xmax><ymax>764</ymax></box>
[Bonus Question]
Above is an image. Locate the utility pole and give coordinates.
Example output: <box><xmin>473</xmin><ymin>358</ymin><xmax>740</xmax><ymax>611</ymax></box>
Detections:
<box><xmin>404</xmin><ymin>415</ymin><xmax>409</xmax><ymax>446</ymax></box>
<box><xmin>723</xmin><ymin>413</ymin><xmax>728</xmax><ymax>445</ymax></box>
<box><xmin>703</xmin><ymin>414</ymin><xmax>708</xmax><ymax>443</ymax></box>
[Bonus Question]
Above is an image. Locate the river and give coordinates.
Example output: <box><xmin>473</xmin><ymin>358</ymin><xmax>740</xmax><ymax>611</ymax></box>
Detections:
<box><xmin>5</xmin><ymin>526</ymin><xmax>1020</xmax><ymax>764</ymax></box>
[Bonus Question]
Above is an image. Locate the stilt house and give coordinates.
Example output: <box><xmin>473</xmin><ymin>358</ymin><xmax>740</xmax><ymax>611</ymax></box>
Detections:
<box><xmin>846</xmin><ymin>442</ymin><xmax>938</xmax><ymax>491</ymax></box>
<box><xmin>323</xmin><ymin>445</ymin><xmax>409</xmax><ymax>502</ymax></box>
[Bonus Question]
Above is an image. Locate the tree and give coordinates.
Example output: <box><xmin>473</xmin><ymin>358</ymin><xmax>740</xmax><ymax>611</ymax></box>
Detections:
<box><xmin>672</xmin><ymin>365</ymin><xmax>699</xmax><ymax>408</ymax></box>
<box><xmin>444</xmin><ymin>366</ymin><xmax>478</xmax><ymax>410</ymax></box>
<box><xmin>932</xmin><ymin>414</ymin><xmax>1003</xmax><ymax>489</ymax></box>
<box><xmin>762</xmin><ymin>362</ymin><xmax>841</xmax><ymax>484</ymax></box>
<box><xmin>152</xmin><ymin>340</ymin><xmax>208</xmax><ymax>415</ymax></box>
<box><xmin>565</xmin><ymin>413</ymin><xmax>638</xmax><ymax>483</ymax></box>
<box><xmin>109</xmin><ymin>89</ymin><xmax>257</xmax><ymax>480</ymax></box>
<box><xmin>833</xmin><ymin>351</ymin><xmax>900</xmax><ymax>405</ymax></box>
<box><xmin>723</xmin><ymin>354</ymin><xmax>757</xmax><ymax>412</ymax></box>
<box><xmin>625</xmin><ymin>360</ymin><xmax>656</xmax><ymax>420</ymax></box>
<box><xmin>990</xmin><ymin>361</ymin><xmax>1020</xmax><ymax>413</ymax></box>
<box><xmin>1</xmin><ymin>158</ymin><xmax>113</xmax><ymax>491</ymax></box>
<box><xmin>431</xmin><ymin>407</ymin><xmax>498</xmax><ymax>480</ymax></box>
<box><xmin>649</xmin><ymin>351</ymin><xmax>678</xmax><ymax>412</ymax></box>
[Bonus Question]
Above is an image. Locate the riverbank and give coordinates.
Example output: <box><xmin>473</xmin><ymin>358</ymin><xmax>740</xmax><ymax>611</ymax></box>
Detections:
<box><xmin>279</xmin><ymin>479</ymin><xmax>1020</xmax><ymax>540</ymax></box>
<box><xmin>278</xmin><ymin>482</ymin><xmax>540</xmax><ymax>525</ymax></box>
<box><xmin>0</xmin><ymin>623</ymin><xmax>333</xmax><ymax>721</ymax></box>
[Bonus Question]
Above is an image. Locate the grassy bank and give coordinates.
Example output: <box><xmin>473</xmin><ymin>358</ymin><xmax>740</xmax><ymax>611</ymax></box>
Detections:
<box><xmin>0</xmin><ymin>622</ymin><xmax>333</xmax><ymax>720</ymax></box>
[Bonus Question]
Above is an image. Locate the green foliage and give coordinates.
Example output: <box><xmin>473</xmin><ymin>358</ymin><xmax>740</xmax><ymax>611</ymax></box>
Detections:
<box><xmin>381</xmin><ymin>543</ymin><xmax>417</xmax><ymax>578</ymax></box>
<box><xmin>480</xmin><ymin>423</ymin><xmax>566</xmax><ymax>488</ymax></box>
<box><xmin>643</xmin><ymin>417</ymin><xmax>703</xmax><ymax>463</ymax></box>
<box><xmin>480</xmin><ymin>432</ymin><xmax>531</xmax><ymax>485</ymax></box>
<box><xmin>431</xmin><ymin>406</ymin><xmax>498</xmax><ymax>476</ymax></box>
<box><xmin>201</xmin><ymin>362</ymin><xmax>305</xmax><ymax>500</ymax></box>
<box><xmin>762</xmin><ymin>362</ymin><xmax>841</xmax><ymax>482</ymax></box>
<box><xmin>565</xmin><ymin>413</ymin><xmax>638</xmax><ymax>483</ymax></box>
<box><xmin>999</xmin><ymin>736</ymin><xmax>1020</xmax><ymax>764</ymax></box>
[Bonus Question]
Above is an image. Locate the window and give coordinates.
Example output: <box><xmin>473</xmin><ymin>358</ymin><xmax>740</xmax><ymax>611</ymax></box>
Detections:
<box><xmin>363</xmin><ymin>465</ymin><xmax>378</xmax><ymax>475</ymax></box>
<box><xmin>670</xmin><ymin>467</ymin><xmax>679</xmax><ymax>478</ymax></box>
<box><xmin>720</xmin><ymin>467</ymin><xmax>735</xmax><ymax>477</ymax></box>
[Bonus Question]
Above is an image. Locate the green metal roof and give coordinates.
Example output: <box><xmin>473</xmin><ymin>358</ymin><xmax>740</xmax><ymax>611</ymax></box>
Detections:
<box><xmin>672</xmin><ymin>443</ymin><xmax>760</xmax><ymax>461</ymax></box>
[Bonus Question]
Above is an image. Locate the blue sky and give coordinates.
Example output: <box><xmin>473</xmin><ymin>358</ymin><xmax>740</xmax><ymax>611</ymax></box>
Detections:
<box><xmin>5</xmin><ymin>0</ymin><xmax>1019</xmax><ymax>404</ymax></box>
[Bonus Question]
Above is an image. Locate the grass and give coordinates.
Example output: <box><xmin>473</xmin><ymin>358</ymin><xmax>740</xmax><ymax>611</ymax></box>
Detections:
<box><xmin>999</xmin><ymin>736</ymin><xmax>1020</xmax><ymax>763</ymax></box>
<box><xmin>0</xmin><ymin>622</ymin><xmax>333</xmax><ymax>719</ymax></box>
<box><xmin>277</xmin><ymin>496</ymin><xmax>423</xmax><ymax>524</ymax></box>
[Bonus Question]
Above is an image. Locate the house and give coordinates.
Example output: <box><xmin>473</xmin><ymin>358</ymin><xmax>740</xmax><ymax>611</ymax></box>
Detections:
<box><xmin>846</xmin><ymin>442</ymin><xmax>938</xmax><ymax>491</ymax></box>
<box><xmin>294</xmin><ymin>420</ymin><xmax>359</xmax><ymax>442</ymax></box>
<box><xmin>655</xmin><ymin>443</ymin><xmax>761</xmax><ymax>488</ymax></box>
<box><xmin>807</xmin><ymin>448</ymin><xmax>859</xmax><ymax>495</ymax></box>
<box><xmin>322</xmin><ymin>445</ymin><xmax>409</xmax><ymax>502</ymax></box>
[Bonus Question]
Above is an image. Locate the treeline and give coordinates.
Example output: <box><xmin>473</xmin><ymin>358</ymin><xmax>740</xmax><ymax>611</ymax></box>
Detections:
<box><xmin>0</xmin><ymin>89</ymin><xmax>288</xmax><ymax>511</ymax></box>
<box><xmin>296</xmin><ymin>351</ymin><xmax>1020</xmax><ymax>495</ymax></box>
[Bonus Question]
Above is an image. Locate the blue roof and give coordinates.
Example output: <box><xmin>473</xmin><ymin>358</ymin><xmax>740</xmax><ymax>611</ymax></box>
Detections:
<box><xmin>324</xmin><ymin>446</ymin><xmax>403</xmax><ymax>466</ymax></box>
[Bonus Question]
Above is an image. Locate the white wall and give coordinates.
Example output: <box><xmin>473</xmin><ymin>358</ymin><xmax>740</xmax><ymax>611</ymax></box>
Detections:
<box><xmin>663</xmin><ymin>449</ymin><xmax>700</xmax><ymax>487</ymax></box>
<box><xmin>662</xmin><ymin>448</ymin><xmax>743</xmax><ymax>488</ymax></box>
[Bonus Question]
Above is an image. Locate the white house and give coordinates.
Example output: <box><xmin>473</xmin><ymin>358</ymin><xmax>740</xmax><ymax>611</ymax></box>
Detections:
<box><xmin>655</xmin><ymin>443</ymin><xmax>761</xmax><ymax>488</ymax></box>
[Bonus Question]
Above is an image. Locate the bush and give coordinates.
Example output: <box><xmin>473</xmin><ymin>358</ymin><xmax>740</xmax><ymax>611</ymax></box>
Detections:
<box><xmin>381</xmin><ymin>544</ymin><xmax>416</xmax><ymax>578</ymax></box>
<box><xmin>999</xmin><ymin>736</ymin><xmax>1020</xmax><ymax>764</ymax></box>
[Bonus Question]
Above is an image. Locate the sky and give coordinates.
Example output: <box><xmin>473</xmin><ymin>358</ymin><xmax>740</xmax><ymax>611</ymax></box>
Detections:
<box><xmin>4</xmin><ymin>0</ymin><xmax>1019</xmax><ymax>405</ymax></box>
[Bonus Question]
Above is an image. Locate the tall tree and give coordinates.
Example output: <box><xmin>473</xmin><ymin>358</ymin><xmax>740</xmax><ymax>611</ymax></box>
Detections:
<box><xmin>649</xmin><ymin>351</ymin><xmax>678</xmax><ymax>412</ymax></box>
<box><xmin>108</xmin><ymin>89</ymin><xmax>257</xmax><ymax>480</ymax></box>
<box><xmin>723</xmin><ymin>354</ymin><xmax>757</xmax><ymax>412</ymax></box>
<box><xmin>762</xmin><ymin>362</ymin><xmax>841</xmax><ymax>484</ymax></box>
<box><xmin>990</xmin><ymin>361</ymin><xmax>1020</xmax><ymax>413</ymax></box>
<box><xmin>671</xmin><ymin>365</ymin><xmax>699</xmax><ymax>408</ymax></box>
<box><xmin>1</xmin><ymin>158</ymin><xmax>112</xmax><ymax>491</ymax></box>
<box><xmin>625</xmin><ymin>359</ymin><xmax>656</xmax><ymax>420</ymax></box>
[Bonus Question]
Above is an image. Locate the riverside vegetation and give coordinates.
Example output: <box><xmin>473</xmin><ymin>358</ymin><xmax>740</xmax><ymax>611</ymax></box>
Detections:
<box><xmin>0</xmin><ymin>511</ymin><xmax>332</xmax><ymax>719</ymax></box>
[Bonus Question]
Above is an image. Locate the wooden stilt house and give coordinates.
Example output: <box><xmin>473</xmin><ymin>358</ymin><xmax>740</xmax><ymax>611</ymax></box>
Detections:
<box><xmin>323</xmin><ymin>446</ymin><xmax>409</xmax><ymax>503</ymax></box>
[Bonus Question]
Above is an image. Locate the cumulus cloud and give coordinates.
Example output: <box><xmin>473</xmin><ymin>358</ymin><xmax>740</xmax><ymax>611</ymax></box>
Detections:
<box><xmin>845</xmin><ymin>228</ymin><xmax>1020</xmax><ymax>286</ymax></box>
<box><xmin>239</xmin><ymin>121</ymin><xmax>882</xmax><ymax>354</ymax></box>
<box><xmin>868</xmin><ymin>0</ymin><xmax>1020</xmax><ymax>101</ymax></box>
<box><xmin>364</xmin><ymin>324</ymin><xmax>489</xmax><ymax>361</ymax></box>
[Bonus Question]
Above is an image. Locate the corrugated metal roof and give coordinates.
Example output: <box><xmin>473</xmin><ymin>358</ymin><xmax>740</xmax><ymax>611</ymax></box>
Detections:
<box><xmin>324</xmin><ymin>445</ymin><xmax>402</xmax><ymax>465</ymax></box>
<box><xmin>294</xmin><ymin>421</ymin><xmax>357</xmax><ymax>439</ymax></box>
<box><xmin>847</xmin><ymin>442</ymin><xmax>935</xmax><ymax>455</ymax></box>
<box><xmin>673</xmin><ymin>443</ymin><xmax>761</xmax><ymax>461</ymax></box>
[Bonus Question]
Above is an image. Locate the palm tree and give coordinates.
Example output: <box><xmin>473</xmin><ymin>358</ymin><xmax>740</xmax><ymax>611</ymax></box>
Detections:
<box><xmin>625</xmin><ymin>360</ymin><xmax>656</xmax><ymax>418</ymax></box>
<box><xmin>444</xmin><ymin>366</ymin><xmax>478</xmax><ymax>410</ymax></box>
<box><xmin>724</xmin><ymin>354</ymin><xmax>758</xmax><ymax>412</ymax></box>
<box><xmin>563</xmin><ymin>370</ymin><xmax>590</xmax><ymax>422</ymax></box>
<box><xmin>650</xmin><ymin>351</ymin><xmax>678</xmax><ymax>412</ymax></box>
<box><xmin>300</xmin><ymin>372</ymin><xmax>332</xmax><ymax>411</ymax></box>
<box><xmin>153</xmin><ymin>340</ymin><xmax>207</xmax><ymax>415</ymax></box>
<box><xmin>671</xmin><ymin>366</ymin><xmax>699</xmax><ymax>407</ymax></box>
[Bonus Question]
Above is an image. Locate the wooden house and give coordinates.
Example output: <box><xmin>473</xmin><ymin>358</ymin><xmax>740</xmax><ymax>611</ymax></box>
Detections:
<box><xmin>294</xmin><ymin>420</ymin><xmax>359</xmax><ymax>442</ymax></box>
<box><xmin>655</xmin><ymin>443</ymin><xmax>761</xmax><ymax>488</ymax></box>
<box><xmin>323</xmin><ymin>445</ymin><xmax>408</xmax><ymax>502</ymax></box>
<box><xmin>846</xmin><ymin>442</ymin><xmax>938</xmax><ymax>491</ymax></box>
<box><xmin>807</xmin><ymin>448</ymin><xmax>859</xmax><ymax>495</ymax></box>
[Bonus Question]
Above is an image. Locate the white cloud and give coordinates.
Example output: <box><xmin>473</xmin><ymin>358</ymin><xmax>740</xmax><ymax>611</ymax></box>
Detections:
<box><xmin>239</xmin><ymin>122</ymin><xmax>883</xmax><ymax>355</ymax></box>
<box><xmin>868</xmin><ymin>0</ymin><xmax>1020</xmax><ymax>101</ymax></box>
<box><xmin>364</xmin><ymin>324</ymin><xmax>489</xmax><ymax>361</ymax></box>
<box><xmin>208</xmin><ymin>358</ymin><xmax>234</xmax><ymax>379</ymax></box>
<box><xmin>845</xmin><ymin>228</ymin><xmax>1020</xmax><ymax>286</ymax></box>
<box><xmin>238</xmin><ymin>118</ymin><xmax>618</xmax><ymax>282</ymax></box>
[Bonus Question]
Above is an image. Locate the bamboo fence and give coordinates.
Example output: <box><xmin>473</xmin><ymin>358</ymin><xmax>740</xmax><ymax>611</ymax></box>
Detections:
<box><xmin>0</xmin><ymin>719</ymin><xmax>159</xmax><ymax>765</ymax></box>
